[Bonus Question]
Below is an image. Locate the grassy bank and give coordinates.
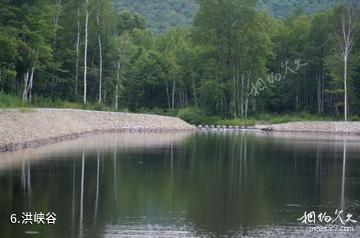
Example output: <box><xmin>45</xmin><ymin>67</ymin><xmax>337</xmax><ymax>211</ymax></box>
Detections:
<box><xmin>254</xmin><ymin>113</ymin><xmax>343</xmax><ymax>124</ymax></box>
<box><xmin>183</xmin><ymin>113</ymin><xmax>342</xmax><ymax>127</ymax></box>
<box><xmin>173</xmin><ymin>107</ymin><xmax>358</xmax><ymax>126</ymax></box>
<box><xmin>172</xmin><ymin>107</ymin><xmax>348</xmax><ymax>126</ymax></box>
<box><xmin>0</xmin><ymin>93</ymin><xmax>112</xmax><ymax>111</ymax></box>
<box><xmin>1</xmin><ymin>94</ymin><xmax>358</xmax><ymax>126</ymax></box>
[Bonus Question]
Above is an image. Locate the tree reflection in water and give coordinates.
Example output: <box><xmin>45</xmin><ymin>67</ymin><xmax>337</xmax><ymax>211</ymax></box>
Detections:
<box><xmin>0</xmin><ymin>132</ymin><xmax>359</xmax><ymax>237</ymax></box>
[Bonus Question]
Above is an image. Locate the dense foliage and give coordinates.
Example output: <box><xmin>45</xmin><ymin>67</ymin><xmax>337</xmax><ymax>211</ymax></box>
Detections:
<box><xmin>113</xmin><ymin>0</ymin><xmax>344</xmax><ymax>33</ymax></box>
<box><xmin>1</xmin><ymin>0</ymin><xmax>360</xmax><ymax>123</ymax></box>
<box><xmin>258</xmin><ymin>0</ymin><xmax>346</xmax><ymax>18</ymax></box>
<box><xmin>113</xmin><ymin>0</ymin><xmax>198</xmax><ymax>34</ymax></box>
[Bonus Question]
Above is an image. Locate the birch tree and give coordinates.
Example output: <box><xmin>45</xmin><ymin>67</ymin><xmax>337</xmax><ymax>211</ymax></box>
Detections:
<box><xmin>75</xmin><ymin>0</ymin><xmax>81</xmax><ymax>96</ymax></box>
<box><xmin>113</xmin><ymin>34</ymin><xmax>129</xmax><ymax>109</ymax></box>
<box><xmin>335</xmin><ymin>4</ymin><xmax>356</xmax><ymax>121</ymax></box>
<box><xmin>53</xmin><ymin>0</ymin><xmax>63</xmax><ymax>53</ymax></box>
<box><xmin>97</xmin><ymin>6</ymin><xmax>103</xmax><ymax>104</ymax></box>
<box><xmin>83</xmin><ymin>0</ymin><xmax>89</xmax><ymax>104</ymax></box>
<box><xmin>19</xmin><ymin>1</ymin><xmax>53</xmax><ymax>103</ymax></box>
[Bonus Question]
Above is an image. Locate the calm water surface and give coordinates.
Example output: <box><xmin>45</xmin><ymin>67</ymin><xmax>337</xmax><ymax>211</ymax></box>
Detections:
<box><xmin>0</xmin><ymin>131</ymin><xmax>360</xmax><ymax>237</ymax></box>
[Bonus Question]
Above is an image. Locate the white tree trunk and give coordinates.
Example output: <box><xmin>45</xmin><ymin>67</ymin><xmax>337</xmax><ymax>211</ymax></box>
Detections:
<box><xmin>28</xmin><ymin>67</ymin><xmax>34</xmax><ymax>103</ymax></box>
<box><xmin>115</xmin><ymin>56</ymin><xmax>121</xmax><ymax>110</ymax></box>
<box><xmin>53</xmin><ymin>0</ymin><xmax>62</xmax><ymax>52</ymax></box>
<box><xmin>245</xmin><ymin>72</ymin><xmax>250</xmax><ymax>118</ymax></box>
<box><xmin>75</xmin><ymin>2</ymin><xmax>80</xmax><ymax>96</ymax></box>
<box><xmin>321</xmin><ymin>72</ymin><xmax>325</xmax><ymax>113</ymax></box>
<box><xmin>22</xmin><ymin>71</ymin><xmax>29</xmax><ymax>102</ymax></box>
<box><xmin>97</xmin><ymin>8</ymin><xmax>103</xmax><ymax>104</ymax></box>
<box><xmin>165</xmin><ymin>78</ymin><xmax>171</xmax><ymax>109</ymax></box>
<box><xmin>192</xmin><ymin>79</ymin><xmax>198</xmax><ymax>108</ymax></box>
<box><xmin>317</xmin><ymin>72</ymin><xmax>321</xmax><ymax>114</ymax></box>
<box><xmin>341</xmin><ymin>140</ymin><xmax>347</xmax><ymax>211</ymax></box>
<box><xmin>344</xmin><ymin>57</ymin><xmax>348</xmax><ymax>121</ymax></box>
<box><xmin>172</xmin><ymin>79</ymin><xmax>176</xmax><ymax>110</ymax></box>
<box><xmin>79</xmin><ymin>151</ymin><xmax>85</xmax><ymax>238</ymax></box>
<box><xmin>115</xmin><ymin>84</ymin><xmax>119</xmax><ymax>110</ymax></box>
<box><xmin>22</xmin><ymin>67</ymin><xmax>35</xmax><ymax>103</ymax></box>
<box><xmin>71</xmin><ymin>160</ymin><xmax>76</xmax><ymax>233</ymax></box>
<box><xmin>83</xmin><ymin>0</ymin><xmax>89</xmax><ymax>104</ymax></box>
<box><xmin>233</xmin><ymin>75</ymin><xmax>237</xmax><ymax>118</ymax></box>
<box><xmin>338</xmin><ymin>5</ymin><xmax>355</xmax><ymax>121</ymax></box>
<box><xmin>241</xmin><ymin>74</ymin><xmax>244</xmax><ymax>118</ymax></box>
<box><xmin>94</xmin><ymin>152</ymin><xmax>100</xmax><ymax>222</ymax></box>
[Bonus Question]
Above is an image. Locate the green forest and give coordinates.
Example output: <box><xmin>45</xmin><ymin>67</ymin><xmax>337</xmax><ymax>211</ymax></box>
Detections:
<box><xmin>258</xmin><ymin>0</ymin><xmax>346</xmax><ymax>18</ymax></box>
<box><xmin>113</xmin><ymin>0</ymin><xmax>198</xmax><ymax>34</ymax></box>
<box><xmin>114</xmin><ymin>0</ymin><xmax>345</xmax><ymax>33</ymax></box>
<box><xmin>0</xmin><ymin>0</ymin><xmax>360</xmax><ymax>124</ymax></box>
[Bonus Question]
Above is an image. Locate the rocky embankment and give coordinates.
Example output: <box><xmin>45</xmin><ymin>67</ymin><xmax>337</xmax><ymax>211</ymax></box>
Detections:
<box><xmin>197</xmin><ymin>121</ymin><xmax>360</xmax><ymax>135</ymax></box>
<box><xmin>261</xmin><ymin>121</ymin><xmax>360</xmax><ymax>135</ymax></box>
<box><xmin>0</xmin><ymin>108</ymin><xmax>195</xmax><ymax>152</ymax></box>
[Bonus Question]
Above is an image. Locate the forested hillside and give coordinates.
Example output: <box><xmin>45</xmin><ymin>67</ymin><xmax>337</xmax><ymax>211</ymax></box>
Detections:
<box><xmin>258</xmin><ymin>0</ymin><xmax>345</xmax><ymax>17</ymax></box>
<box><xmin>113</xmin><ymin>0</ymin><xmax>343</xmax><ymax>33</ymax></box>
<box><xmin>113</xmin><ymin>0</ymin><xmax>198</xmax><ymax>34</ymax></box>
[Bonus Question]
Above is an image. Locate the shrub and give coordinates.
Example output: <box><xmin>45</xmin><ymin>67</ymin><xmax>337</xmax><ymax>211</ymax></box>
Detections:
<box><xmin>0</xmin><ymin>93</ymin><xmax>25</xmax><ymax>108</ymax></box>
<box><xmin>18</xmin><ymin>107</ymin><xmax>34</xmax><ymax>113</ymax></box>
<box><xmin>62</xmin><ymin>101</ymin><xmax>82</xmax><ymax>109</ymax></box>
<box><xmin>177</xmin><ymin>107</ymin><xmax>207</xmax><ymax>125</ymax></box>
<box><xmin>350</xmin><ymin>115</ymin><xmax>360</xmax><ymax>121</ymax></box>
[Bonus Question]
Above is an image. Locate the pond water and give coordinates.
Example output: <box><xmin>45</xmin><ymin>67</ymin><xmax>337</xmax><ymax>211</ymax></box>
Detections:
<box><xmin>0</xmin><ymin>131</ymin><xmax>360</xmax><ymax>237</ymax></box>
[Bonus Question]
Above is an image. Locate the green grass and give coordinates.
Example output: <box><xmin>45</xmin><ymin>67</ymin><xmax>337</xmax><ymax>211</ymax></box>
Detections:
<box><xmin>350</xmin><ymin>115</ymin><xmax>360</xmax><ymax>121</ymax></box>
<box><xmin>256</xmin><ymin>113</ymin><xmax>341</xmax><ymax>124</ymax></box>
<box><xmin>176</xmin><ymin>107</ymin><xmax>256</xmax><ymax>126</ymax></box>
<box><xmin>18</xmin><ymin>107</ymin><xmax>35</xmax><ymax>113</ymax></box>
<box><xmin>175</xmin><ymin>108</ymin><xmax>348</xmax><ymax>126</ymax></box>
<box><xmin>0</xmin><ymin>93</ymin><xmax>114</xmax><ymax>111</ymax></box>
<box><xmin>212</xmin><ymin>113</ymin><xmax>341</xmax><ymax>126</ymax></box>
<box><xmin>135</xmin><ymin>107</ymin><xmax>179</xmax><ymax>117</ymax></box>
<box><xmin>1</xmin><ymin>93</ymin><xmax>358</xmax><ymax>125</ymax></box>
<box><xmin>0</xmin><ymin>93</ymin><xmax>25</xmax><ymax>108</ymax></box>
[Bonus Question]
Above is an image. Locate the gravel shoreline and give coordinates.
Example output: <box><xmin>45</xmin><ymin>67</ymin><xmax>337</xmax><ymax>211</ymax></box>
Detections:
<box><xmin>1</xmin><ymin>109</ymin><xmax>359</xmax><ymax>152</ymax></box>
<box><xmin>0</xmin><ymin>108</ymin><xmax>195</xmax><ymax>152</ymax></box>
<box><xmin>259</xmin><ymin>121</ymin><xmax>360</xmax><ymax>135</ymax></box>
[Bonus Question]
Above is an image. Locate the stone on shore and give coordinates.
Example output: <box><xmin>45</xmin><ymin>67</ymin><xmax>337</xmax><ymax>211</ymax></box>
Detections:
<box><xmin>0</xmin><ymin>108</ymin><xmax>195</xmax><ymax>152</ymax></box>
<box><xmin>261</xmin><ymin>121</ymin><xmax>360</xmax><ymax>135</ymax></box>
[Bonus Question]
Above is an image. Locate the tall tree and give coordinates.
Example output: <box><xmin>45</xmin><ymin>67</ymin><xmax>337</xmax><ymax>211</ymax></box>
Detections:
<box><xmin>75</xmin><ymin>0</ymin><xmax>81</xmax><ymax>97</ymax></box>
<box><xmin>193</xmin><ymin>0</ymin><xmax>272</xmax><ymax>118</ymax></box>
<box><xmin>83</xmin><ymin>0</ymin><xmax>89</xmax><ymax>104</ymax></box>
<box><xmin>97</xmin><ymin>5</ymin><xmax>103</xmax><ymax>103</ymax></box>
<box><xmin>335</xmin><ymin>4</ymin><xmax>357</xmax><ymax>121</ymax></box>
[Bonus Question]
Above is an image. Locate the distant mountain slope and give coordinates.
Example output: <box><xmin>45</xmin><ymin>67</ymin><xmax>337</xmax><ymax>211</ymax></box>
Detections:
<box><xmin>258</xmin><ymin>0</ymin><xmax>344</xmax><ymax>18</ymax></box>
<box><xmin>113</xmin><ymin>0</ymin><xmax>198</xmax><ymax>34</ymax></box>
<box><xmin>113</xmin><ymin>0</ymin><xmax>345</xmax><ymax>33</ymax></box>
